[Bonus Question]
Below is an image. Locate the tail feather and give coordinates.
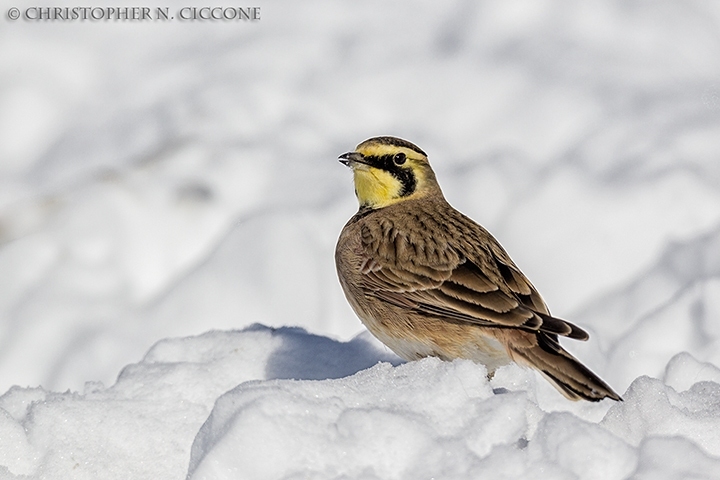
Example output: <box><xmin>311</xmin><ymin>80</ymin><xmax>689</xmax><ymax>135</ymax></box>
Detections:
<box><xmin>512</xmin><ymin>332</ymin><xmax>621</xmax><ymax>402</ymax></box>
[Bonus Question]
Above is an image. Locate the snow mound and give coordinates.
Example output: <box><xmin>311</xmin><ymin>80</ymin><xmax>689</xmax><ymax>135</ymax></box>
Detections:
<box><xmin>187</xmin><ymin>359</ymin><xmax>498</xmax><ymax>479</ymax></box>
<box><xmin>1</xmin><ymin>326</ymin><xmax>719</xmax><ymax>479</ymax></box>
<box><xmin>186</xmin><ymin>349</ymin><xmax>720</xmax><ymax>480</ymax></box>
<box><xmin>0</xmin><ymin>325</ymin><xmax>397</xmax><ymax>480</ymax></box>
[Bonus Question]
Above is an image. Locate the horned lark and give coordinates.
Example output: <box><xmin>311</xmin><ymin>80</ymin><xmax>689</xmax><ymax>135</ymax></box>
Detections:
<box><xmin>335</xmin><ymin>136</ymin><xmax>621</xmax><ymax>402</ymax></box>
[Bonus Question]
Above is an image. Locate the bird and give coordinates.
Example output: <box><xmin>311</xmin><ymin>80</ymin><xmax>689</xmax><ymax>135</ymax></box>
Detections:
<box><xmin>334</xmin><ymin>136</ymin><xmax>621</xmax><ymax>402</ymax></box>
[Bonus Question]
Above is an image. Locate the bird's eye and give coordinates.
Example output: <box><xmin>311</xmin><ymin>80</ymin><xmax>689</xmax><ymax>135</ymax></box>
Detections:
<box><xmin>393</xmin><ymin>152</ymin><xmax>407</xmax><ymax>165</ymax></box>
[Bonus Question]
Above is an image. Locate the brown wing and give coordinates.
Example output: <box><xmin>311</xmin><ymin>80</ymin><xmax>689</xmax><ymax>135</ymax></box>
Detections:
<box><xmin>358</xmin><ymin>217</ymin><xmax>589</xmax><ymax>341</ymax></box>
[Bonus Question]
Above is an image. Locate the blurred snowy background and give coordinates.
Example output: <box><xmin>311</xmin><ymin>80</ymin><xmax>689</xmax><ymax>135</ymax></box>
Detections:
<box><xmin>1</xmin><ymin>0</ymin><xmax>720</xmax><ymax>478</ymax></box>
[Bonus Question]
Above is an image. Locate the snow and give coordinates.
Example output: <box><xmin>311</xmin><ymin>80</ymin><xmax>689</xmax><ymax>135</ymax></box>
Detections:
<box><xmin>2</xmin><ymin>328</ymin><xmax>720</xmax><ymax>479</ymax></box>
<box><xmin>1</xmin><ymin>0</ymin><xmax>720</xmax><ymax>478</ymax></box>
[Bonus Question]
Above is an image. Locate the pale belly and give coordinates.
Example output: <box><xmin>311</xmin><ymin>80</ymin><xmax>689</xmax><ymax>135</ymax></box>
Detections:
<box><xmin>370</xmin><ymin>324</ymin><xmax>513</xmax><ymax>375</ymax></box>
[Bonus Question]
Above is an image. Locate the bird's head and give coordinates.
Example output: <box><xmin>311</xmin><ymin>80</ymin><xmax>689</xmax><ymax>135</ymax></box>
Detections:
<box><xmin>339</xmin><ymin>136</ymin><xmax>442</xmax><ymax>210</ymax></box>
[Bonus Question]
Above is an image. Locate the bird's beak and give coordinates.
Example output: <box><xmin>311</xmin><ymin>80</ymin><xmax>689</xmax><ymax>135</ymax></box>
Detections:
<box><xmin>338</xmin><ymin>151</ymin><xmax>366</xmax><ymax>167</ymax></box>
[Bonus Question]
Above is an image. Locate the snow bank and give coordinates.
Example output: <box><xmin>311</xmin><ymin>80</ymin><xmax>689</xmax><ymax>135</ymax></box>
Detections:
<box><xmin>0</xmin><ymin>325</ymin><xmax>397</xmax><ymax>479</ymax></box>
<box><xmin>2</xmin><ymin>326</ymin><xmax>719</xmax><ymax>479</ymax></box>
<box><xmin>185</xmin><ymin>345</ymin><xmax>720</xmax><ymax>480</ymax></box>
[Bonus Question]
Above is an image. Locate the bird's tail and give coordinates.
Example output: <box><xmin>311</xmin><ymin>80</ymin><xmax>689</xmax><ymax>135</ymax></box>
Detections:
<box><xmin>511</xmin><ymin>332</ymin><xmax>621</xmax><ymax>402</ymax></box>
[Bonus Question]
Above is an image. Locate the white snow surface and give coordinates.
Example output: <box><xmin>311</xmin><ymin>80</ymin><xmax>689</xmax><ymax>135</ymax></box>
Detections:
<box><xmin>2</xmin><ymin>0</ymin><xmax>720</xmax><ymax>478</ymax></box>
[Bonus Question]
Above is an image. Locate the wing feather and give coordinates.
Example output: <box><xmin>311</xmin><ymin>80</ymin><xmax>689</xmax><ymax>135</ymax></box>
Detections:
<box><xmin>358</xmin><ymin>215</ymin><xmax>588</xmax><ymax>340</ymax></box>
